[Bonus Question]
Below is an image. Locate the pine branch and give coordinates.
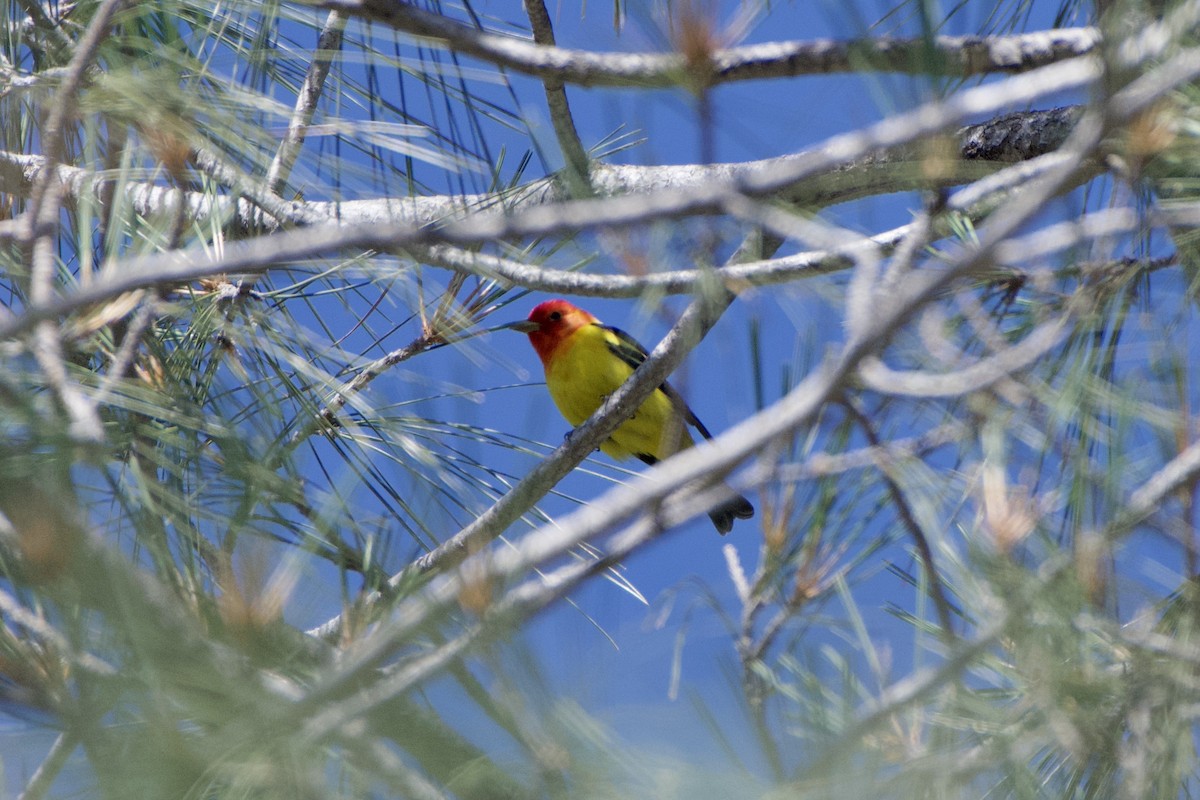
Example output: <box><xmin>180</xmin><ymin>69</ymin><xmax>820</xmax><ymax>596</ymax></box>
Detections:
<box><xmin>321</xmin><ymin>2</ymin><xmax>1100</xmax><ymax>86</ymax></box>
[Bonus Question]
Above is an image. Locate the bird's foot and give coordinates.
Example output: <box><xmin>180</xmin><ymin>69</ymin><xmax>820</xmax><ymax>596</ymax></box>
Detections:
<box><xmin>563</xmin><ymin>428</ymin><xmax>600</xmax><ymax>452</ymax></box>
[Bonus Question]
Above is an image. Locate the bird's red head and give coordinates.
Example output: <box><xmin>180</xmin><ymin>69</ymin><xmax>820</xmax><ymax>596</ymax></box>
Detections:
<box><xmin>522</xmin><ymin>299</ymin><xmax>597</xmax><ymax>367</ymax></box>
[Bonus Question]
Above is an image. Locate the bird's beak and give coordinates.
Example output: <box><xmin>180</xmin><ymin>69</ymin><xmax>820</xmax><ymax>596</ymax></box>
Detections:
<box><xmin>503</xmin><ymin>320</ymin><xmax>540</xmax><ymax>333</ymax></box>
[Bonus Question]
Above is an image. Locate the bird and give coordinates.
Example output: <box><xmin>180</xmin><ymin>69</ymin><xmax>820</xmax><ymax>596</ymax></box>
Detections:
<box><xmin>510</xmin><ymin>299</ymin><xmax>754</xmax><ymax>534</ymax></box>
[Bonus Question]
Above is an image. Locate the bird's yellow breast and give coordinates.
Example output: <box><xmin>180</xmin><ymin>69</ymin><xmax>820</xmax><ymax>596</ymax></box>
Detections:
<box><xmin>544</xmin><ymin>324</ymin><xmax>693</xmax><ymax>461</ymax></box>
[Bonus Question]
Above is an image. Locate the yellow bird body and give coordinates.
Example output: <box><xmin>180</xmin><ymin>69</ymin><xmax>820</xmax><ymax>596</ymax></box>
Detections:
<box><xmin>516</xmin><ymin>299</ymin><xmax>753</xmax><ymax>534</ymax></box>
<box><xmin>541</xmin><ymin>319</ymin><xmax>694</xmax><ymax>461</ymax></box>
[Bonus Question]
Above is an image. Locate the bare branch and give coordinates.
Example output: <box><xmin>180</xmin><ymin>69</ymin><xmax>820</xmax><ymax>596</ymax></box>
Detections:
<box><xmin>0</xmin><ymin>107</ymin><xmax>1083</xmax><ymax>237</ymax></box>
<box><xmin>293</xmin><ymin>334</ymin><xmax>437</xmax><ymax>440</ymax></box>
<box><xmin>319</xmin><ymin>1</ymin><xmax>1099</xmax><ymax>86</ymax></box>
<box><xmin>776</xmin><ymin>421</ymin><xmax>968</xmax><ymax>483</ymax></box>
<box><xmin>92</xmin><ymin>296</ymin><xmax>157</xmax><ymax>408</ymax></box>
<box><xmin>859</xmin><ymin>316</ymin><xmax>1070</xmax><ymax>398</ymax></box>
<box><xmin>0</xmin><ymin>587</ymin><xmax>115</xmax><ymax>678</ymax></box>
<box><xmin>522</xmin><ymin>0</ymin><xmax>590</xmax><ymax>185</ymax></box>
<box><xmin>21</xmin><ymin>0</ymin><xmax>130</xmax><ymax>443</ymax></box>
<box><xmin>0</xmin><ymin>58</ymin><xmax>1105</xmax><ymax>345</ymax></box>
<box><xmin>15</xmin><ymin>0</ymin><xmax>74</xmax><ymax>61</ymax></box>
<box><xmin>266</xmin><ymin>10</ymin><xmax>348</xmax><ymax>195</ymax></box>
<box><xmin>1126</xmin><ymin>440</ymin><xmax>1200</xmax><ymax>529</ymax></box>
<box><xmin>16</xmin><ymin>732</ymin><xmax>77</xmax><ymax>800</ymax></box>
<box><xmin>0</xmin><ymin>147</ymin><xmax>1083</xmax><ymax>347</ymax></box>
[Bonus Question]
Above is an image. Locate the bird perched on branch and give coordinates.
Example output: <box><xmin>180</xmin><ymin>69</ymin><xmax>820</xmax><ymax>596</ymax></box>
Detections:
<box><xmin>510</xmin><ymin>299</ymin><xmax>754</xmax><ymax>534</ymax></box>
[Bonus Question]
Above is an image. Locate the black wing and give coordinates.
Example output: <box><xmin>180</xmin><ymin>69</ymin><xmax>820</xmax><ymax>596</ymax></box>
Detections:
<box><xmin>598</xmin><ymin>323</ymin><xmax>714</xmax><ymax>440</ymax></box>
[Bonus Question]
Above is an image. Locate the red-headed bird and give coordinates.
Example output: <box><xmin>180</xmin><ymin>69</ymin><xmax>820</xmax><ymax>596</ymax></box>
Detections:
<box><xmin>511</xmin><ymin>299</ymin><xmax>754</xmax><ymax>534</ymax></box>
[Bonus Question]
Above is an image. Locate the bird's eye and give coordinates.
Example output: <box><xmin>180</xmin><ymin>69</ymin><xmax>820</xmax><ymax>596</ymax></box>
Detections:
<box><xmin>549</xmin><ymin>311</ymin><xmax>562</xmax><ymax>321</ymax></box>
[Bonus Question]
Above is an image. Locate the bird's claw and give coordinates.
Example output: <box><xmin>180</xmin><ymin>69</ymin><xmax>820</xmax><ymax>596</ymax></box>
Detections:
<box><xmin>563</xmin><ymin>429</ymin><xmax>600</xmax><ymax>452</ymax></box>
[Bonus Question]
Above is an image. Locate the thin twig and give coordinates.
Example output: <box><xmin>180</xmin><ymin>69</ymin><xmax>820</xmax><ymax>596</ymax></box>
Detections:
<box><xmin>353</xmin><ymin>737</ymin><xmax>454</xmax><ymax>800</ymax></box>
<box><xmin>841</xmin><ymin>399</ymin><xmax>958</xmax><ymax>639</ymax></box>
<box><xmin>523</xmin><ymin>0</ymin><xmax>591</xmax><ymax>187</ymax></box>
<box><xmin>92</xmin><ymin>295</ymin><xmax>157</xmax><ymax>408</ymax></box>
<box><xmin>266</xmin><ymin>10</ymin><xmax>347</xmax><ymax>195</ymax></box>
<box><xmin>776</xmin><ymin>421</ymin><xmax>967</xmax><ymax>480</ymax></box>
<box><xmin>291</xmin><ymin>334</ymin><xmax>437</xmax><ymax>442</ymax></box>
<box><xmin>16</xmin><ymin>0</ymin><xmax>74</xmax><ymax>61</ymax></box>
<box><xmin>859</xmin><ymin>315</ymin><xmax>1070</xmax><ymax>397</ymax></box>
<box><xmin>1126</xmin><ymin>439</ymin><xmax>1200</xmax><ymax>529</ymax></box>
<box><xmin>22</xmin><ymin>0</ymin><xmax>129</xmax><ymax>443</ymax></box>
<box><xmin>0</xmin><ymin>588</ymin><xmax>115</xmax><ymax>677</ymax></box>
<box><xmin>17</xmin><ymin>732</ymin><xmax>77</xmax><ymax>800</ymax></box>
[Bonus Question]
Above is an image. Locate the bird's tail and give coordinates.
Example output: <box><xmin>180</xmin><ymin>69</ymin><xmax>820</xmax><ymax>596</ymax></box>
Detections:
<box><xmin>708</xmin><ymin>490</ymin><xmax>754</xmax><ymax>535</ymax></box>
